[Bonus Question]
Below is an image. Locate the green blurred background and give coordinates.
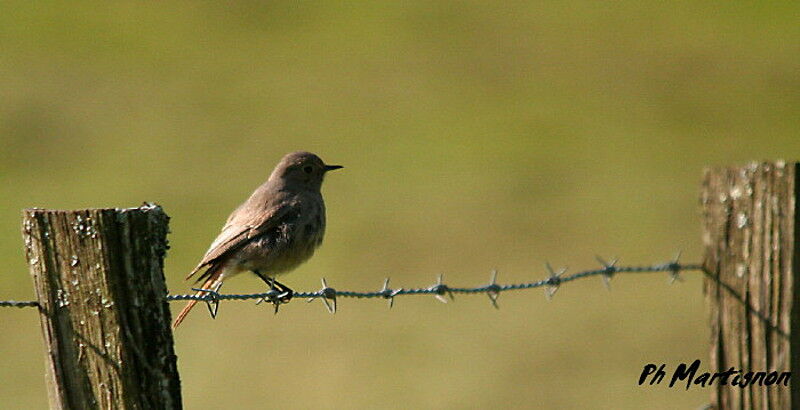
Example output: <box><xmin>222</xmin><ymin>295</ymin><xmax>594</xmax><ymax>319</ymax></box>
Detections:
<box><xmin>1</xmin><ymin>1</ymin><xmax>797</xmax><ymax>409</ymax></box>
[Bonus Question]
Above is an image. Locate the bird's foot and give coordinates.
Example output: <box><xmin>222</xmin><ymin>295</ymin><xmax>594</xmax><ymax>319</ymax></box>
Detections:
<box><xmin>271</xmin><ymin>280</ymin><xmax>294</xmax><ymax>304</ymax></box>
<box><xmin>253</xmin><ymin>270</ymin><xmax>294</xmax><ymax>305</ymax></box>
<box><xmin>256</xmin><ymin>280</ymin><xmax>293</xmax><ymax>313</ymax></box>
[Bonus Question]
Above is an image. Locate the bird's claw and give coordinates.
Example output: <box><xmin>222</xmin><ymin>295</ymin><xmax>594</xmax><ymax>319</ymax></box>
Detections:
<box><xmin>277</xmin><ymin>288</ymin><xmax>293</xmax><ymax>303</ymax></box>
<box><xmin>256</xmin><ymin>281</ymin><xmax>293</xmax><ymax>309</ymax></box>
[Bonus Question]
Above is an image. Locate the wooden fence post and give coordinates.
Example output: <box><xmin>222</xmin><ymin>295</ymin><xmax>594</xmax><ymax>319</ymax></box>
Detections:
<box><xmin>702</xmin><ymin>161</ymin><xmax>798</xmax><ymax>409</ymax></box>
<box><xmin>22</xmin><ymin>204</ymin><xmax>182</xmax><ymax>409</ymax></box>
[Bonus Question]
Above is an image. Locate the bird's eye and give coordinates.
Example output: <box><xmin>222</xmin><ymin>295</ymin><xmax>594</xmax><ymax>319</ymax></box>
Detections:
<box><xmin>303</xmin><ymin>166</ymin><xmax>313</xmax><ymax>174</ymax></box>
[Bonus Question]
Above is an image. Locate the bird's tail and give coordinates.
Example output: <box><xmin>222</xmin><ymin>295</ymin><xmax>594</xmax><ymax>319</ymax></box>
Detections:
<box><xmin>172</xmin><ymin>264</ymin><xmax>225</xmax><ymax>329</ymax></box>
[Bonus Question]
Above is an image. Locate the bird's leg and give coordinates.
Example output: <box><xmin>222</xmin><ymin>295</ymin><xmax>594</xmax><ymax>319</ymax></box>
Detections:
<box><xmin>252</xmin><ymin>270</ymin><xmax>280</xmax><ymax>301</ymax></box>
<box><xmin>252</xmin><ymin>270</ymin><xmax>293</xmax><ymax>303</ymax></box>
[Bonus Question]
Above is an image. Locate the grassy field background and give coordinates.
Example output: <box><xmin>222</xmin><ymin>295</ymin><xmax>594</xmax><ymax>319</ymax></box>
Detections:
<box><xmin>1</xmin><ymin>2</ymin><xmax>798</xmax><ymax>409</ymax></box>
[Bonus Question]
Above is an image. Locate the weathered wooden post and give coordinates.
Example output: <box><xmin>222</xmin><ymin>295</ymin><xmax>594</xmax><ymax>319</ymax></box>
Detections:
<box><xmin>702</xmin><ymin>161</ymin><xmax>798</xmax><ymax>409</ymax></box>
<box><xmin>22</xmin><ymin>204</ymin><xmax>182</xmax><ymax>409</ymax></box>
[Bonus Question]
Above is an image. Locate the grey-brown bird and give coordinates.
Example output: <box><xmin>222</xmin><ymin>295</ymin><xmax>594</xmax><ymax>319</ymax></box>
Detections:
<box><xmin>172</xmin><ymin>151</ymin><xmax>342</xmax><ymax>328</ymax></box>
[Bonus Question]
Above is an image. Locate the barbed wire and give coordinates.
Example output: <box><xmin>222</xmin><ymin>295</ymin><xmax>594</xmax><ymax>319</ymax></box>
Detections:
<box><xmin>0</xmin><ymin>254</ymin><xmax>704</xmax><ymax>316</ymax></box>
<box><xmin>0</xmin><ymin>300</ymin><xmax>39</xmax><ymax>308</ymax></box>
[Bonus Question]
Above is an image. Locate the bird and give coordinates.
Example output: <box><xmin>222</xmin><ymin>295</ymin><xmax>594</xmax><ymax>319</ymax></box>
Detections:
<box><xmin>172</xmin><ymin>151</ymin><xmax>342</xmax><ymax>328</ymax></box>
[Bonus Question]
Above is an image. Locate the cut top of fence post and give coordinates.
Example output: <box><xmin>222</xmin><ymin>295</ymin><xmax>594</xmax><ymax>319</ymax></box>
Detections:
<box><xmin>702</xmin><ymin>161</ymin><xmax>799</xmax><ymax>410</ymax></box>
<box><xmin>22</xmin><ymin>204</ymin><xmax>182</xmax><ymax>410</ymax></box>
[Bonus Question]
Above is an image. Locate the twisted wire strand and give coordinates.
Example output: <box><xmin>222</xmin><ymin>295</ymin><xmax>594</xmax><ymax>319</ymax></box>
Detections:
<box><xmin>0</xmin><ymin>300</ymin><xmax>39</xmax><ymax>308</ymax></box>
<box><xmin>0</xmin><ymin>258</ymin><xmax>703</xmax><ymax>311</ymax></box>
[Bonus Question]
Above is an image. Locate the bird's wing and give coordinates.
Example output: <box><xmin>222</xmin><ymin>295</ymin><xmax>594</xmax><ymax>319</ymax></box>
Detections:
<box><xmin>185</xmin><ymin>194</ymin><xmax>295</xmax><ymax>281</ymax></box>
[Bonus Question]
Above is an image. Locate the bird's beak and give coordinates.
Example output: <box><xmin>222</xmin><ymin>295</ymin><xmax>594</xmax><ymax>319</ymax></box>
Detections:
<box><xmin>324</xmin><ymin>165</ymin><xmax>344</xmax><ymax>172</ymax></box>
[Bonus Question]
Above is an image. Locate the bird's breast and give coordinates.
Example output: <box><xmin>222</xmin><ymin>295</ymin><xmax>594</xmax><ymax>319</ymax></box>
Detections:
<box><xmin>235</xmin><ymin>201</ymin><xmax>326</xmax><ymax>275</ymax></box>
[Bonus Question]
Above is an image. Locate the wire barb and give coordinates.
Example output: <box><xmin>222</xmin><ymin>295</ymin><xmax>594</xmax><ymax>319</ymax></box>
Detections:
<box><xmin>2</xmin><ymin>255</ymin><xmax>706</xmax><ymax>312</ymax></box>
<box><xmin>595</xmin><ymin>255</ymin><xmax>618</xmax><ymax>290</ymax></box>
<box><xmin>667</xmin><ymin>251</ymin><xmax>684</xmax><ymax>284</ymax></box>
<box><xmin>430</xmin><ymin>274</ymin><xmax>454</xmax><ymax>304</ymax></box>
<box><xmin>192</xmin><ymin>286</ymin><xmax>222</xmax><ymax>319</ymax></box>
<box><xmin>379</xmin><ymin>278</ymin><xmax>401</xmax><ymax>309</ymax></box>
<box><xmin>544</xmin><ymin>262</ymin><xmax>567</xmax><ymax>300</ymax></box>
<box><xmin>315</xmin><ymin>278</ymin><xmax>337</xmax><ymax>314</ymax></box>
<box><xmin>486</xmin><ymin>270</ymin><xmax>501</xmax><ymax>309</ymax></box>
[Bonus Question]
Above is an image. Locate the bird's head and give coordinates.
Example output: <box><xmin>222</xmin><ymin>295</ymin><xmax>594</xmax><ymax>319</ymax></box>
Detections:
<box><xmin>270</xmin><ymin>151</ymin><xmax>342</xmax><ymax>191</ymax></box>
